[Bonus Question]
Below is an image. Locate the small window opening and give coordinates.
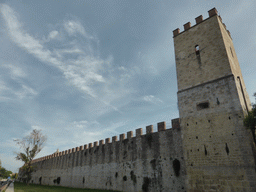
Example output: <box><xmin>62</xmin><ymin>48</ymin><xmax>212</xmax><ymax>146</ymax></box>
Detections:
<box><xmin>204</xmin><ymin>145</ymin><xmax>208</xmax><ymax>156</ymax></box>
<box><xmin>225</xmin><ymin>143</ymin><xmax>230</xmax><ymax>155</ymax></box>
<box><xmin>216</xmin><ymin>98</ymin><xmax>220</xmax><ymax>105</ymax></box>
<box><xmin>197</xmin><ymin>101</ymin><xmax>209</xmax><ymax>110</ymax></box>
<box><xmin>195</xmin><ymin>45</ymin><xmax>200</xmax><ymax>55</ymax></box>
<box><xmin>195</xmin><ymin>45</ymin><xmax>202</xmax><ymax>65</ymax></box>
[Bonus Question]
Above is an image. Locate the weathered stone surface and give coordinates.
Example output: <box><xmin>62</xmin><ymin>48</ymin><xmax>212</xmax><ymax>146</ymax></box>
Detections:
<box><xmin>174</xmin><ymin>9</ymin><xmax>256</xmax><ymax>192</ymax></box>
<box><xmin>30</xmin><ymin>125</ymin><xmax>185</xmax><ymax>192</ymax></box>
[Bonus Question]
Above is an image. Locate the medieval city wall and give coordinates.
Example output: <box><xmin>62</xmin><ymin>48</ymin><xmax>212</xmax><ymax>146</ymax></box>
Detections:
<box><xmin>31</xmin><ymin>119</ymin><xmax>187</xmax><ymax>192</ymax></box>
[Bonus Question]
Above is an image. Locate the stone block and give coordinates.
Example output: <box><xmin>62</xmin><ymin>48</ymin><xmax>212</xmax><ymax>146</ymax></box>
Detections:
<box><xmin>208</xmin><ymin>7</ymin><xmax>217</xmax><ymax>17</ymax></box>
<box><xmin>172</xmin><ymin>118</ymin><xmax>180</xmax><ymax>129</ymax></box>
<box><xmin>195</xmin><ymin>15</ymin><xmax>203</xmax><ymax>24</ymax></box>
<box><xmin>173</xmin><ymin>28</ymin><xmax>180</xmax><ymax>37</ymax></box>
<box><xmin>158</xmin><ymin>121</ymin><xmax>166</xmax><ymax>132</ymax></box>
<box><xmin>184</xmin><ymin>22</ymin><xmax>191</xmax><ymax>31</ymax></box>
<box><xmin>127</xmin><ymin>131</ymin><xmax>133</xmax><ymax>139</ymax></box>
<box><xmin>99</xmin><ymin>140</ymin><xmax>104</xmax><ymax>145</ymax></box>
<box><xmin>146</xmin><ymin>125</ymin><xmax>153</xmax><ymax>134</ymax></box>
<box><xmin>136</xmin><ymin>128</ymin><xmax>143</xmax><ymax>136</ymax></box>
<box><xmin>119</xmin><ymin>133</ymin><xmax>125</xmax><ymax>141</ymax></box>
<box><xmin>112</xmin><ymin>136</ymin><xmax>117</xmax><ymax>142</ymax></box>
<box><xmin>105</xmin><ymin>138</ymin><xmax>110</xmax><ymax>144</ymax></box>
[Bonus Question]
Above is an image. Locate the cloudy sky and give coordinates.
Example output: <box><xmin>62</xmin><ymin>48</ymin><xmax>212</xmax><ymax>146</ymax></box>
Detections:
<box><xmin>0</xmin><ymin>0</ymin><xmax>255</xmax><ymax>173</ymax></box>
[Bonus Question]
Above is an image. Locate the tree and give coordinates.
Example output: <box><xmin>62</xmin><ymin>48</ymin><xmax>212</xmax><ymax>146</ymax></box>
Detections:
<box><xmin>244</xmin><ymin>93</ymin><xmax>256</xmax><ymax>143</ymax></box>
<box><xmin>0</xmin><ymin>167</ymin><xmax>12</xmax><ymax>179</ymax></box>
<box><xmin>14</xmin><ymin>129</ymin><xmax>47</xmax><ymax>185</ymax></box>
<box><xmin>0</xmin><ymin>167</ymin><xmax>6</xmax><ymax>178</ymax></box>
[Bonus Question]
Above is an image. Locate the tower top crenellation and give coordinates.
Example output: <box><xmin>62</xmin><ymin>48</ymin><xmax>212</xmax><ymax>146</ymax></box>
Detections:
<box><xmin>173</xmin><ymin>8</ymin><xmax>231</xmax><ymax>38</ymax></box>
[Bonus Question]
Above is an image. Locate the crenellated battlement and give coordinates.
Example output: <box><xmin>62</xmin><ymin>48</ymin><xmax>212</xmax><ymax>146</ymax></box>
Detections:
<box><xmin>31</xmin><ymin>118</ymin><xmax>181</xmax><ymax>164</ymax></box>
<box><xmin>30</xmin><ymin>118</ymin><xmax>185</xmax><ymax>191</ymax></box>
<box><xmin>173</xmin><ymin>8</ymin><xmax>231</xmax><ymax>39</ymax></box>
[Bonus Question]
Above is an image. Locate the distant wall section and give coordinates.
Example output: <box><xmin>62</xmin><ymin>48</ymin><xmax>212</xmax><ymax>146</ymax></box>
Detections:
<box><xmin>30</xmin><ymin>119</ymin><xmax>186</xmax><ymax>192</ymax></box>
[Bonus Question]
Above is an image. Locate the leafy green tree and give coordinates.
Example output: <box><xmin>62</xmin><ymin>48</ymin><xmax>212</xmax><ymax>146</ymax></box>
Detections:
<box><xmin>14</xmin><ymin>129</ymin><xmax>47</xmax><ymax>185</ymax></box>
<box><xmin>0</xmin><ymin>167</ymin><xmax>12</xmax><ymax>178</ymax></box>
<box><xmin>244</xmin><ymin>93</ymin><xmax>256</xmax><ymax>142</ymax></box>
<box><xmin>5</xmin><ymin>170</ymin><xmax>12</xmax><ymax>178</ymax></box>
<box><xmin>0</xmin><ymin>167</ymin><xmax>6</xmax><ymax>178</ymax></box>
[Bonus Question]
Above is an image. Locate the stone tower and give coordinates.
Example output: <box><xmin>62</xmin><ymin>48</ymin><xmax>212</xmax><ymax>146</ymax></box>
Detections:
<box><xmin>173</xmin><ymin>8</ymin><xmax>256</xmax><ymax>191</ymax></box>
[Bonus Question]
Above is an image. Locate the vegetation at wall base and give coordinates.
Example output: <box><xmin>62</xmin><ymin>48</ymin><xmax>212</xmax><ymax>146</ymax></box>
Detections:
<box><xmin>14</xmin><ymin>182</ymin><xmax>120</xmax><ymax>192</ymax></box>
<box><xmin>243</xmin><ymin>93</ymin><xmax>256</xmax><ymax>143</ymax></box>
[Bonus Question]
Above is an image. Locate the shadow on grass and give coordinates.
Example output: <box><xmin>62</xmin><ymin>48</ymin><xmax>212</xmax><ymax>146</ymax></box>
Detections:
<box><xmin>14</xmin><ymin>182</ymin><xmax>119</xmax><ymax>192</ymax></box>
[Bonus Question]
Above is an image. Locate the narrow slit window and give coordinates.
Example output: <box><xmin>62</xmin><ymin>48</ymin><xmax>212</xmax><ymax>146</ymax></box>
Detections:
<box><xmin>197</xmin><ymin>101</ymin><xmax>209</xmax><ymax>110</ymax></box>
<box><xmin>195</xmin><ymin>45</ymin><xmax>200</xmax><ymax>55</ymax></box>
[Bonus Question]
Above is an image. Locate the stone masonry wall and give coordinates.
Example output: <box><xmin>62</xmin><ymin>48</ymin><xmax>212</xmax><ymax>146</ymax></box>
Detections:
<box><xmin>173</xmin><ymin>8</ymin><xmax>256</xmax><ymax>191</ymax></box>
<box><xmin>31</xmin><ymin>119</ymin><xmax>187</xmax><ymax>192</ymax></box>
<box><xmin>178</xmin><ymin>75</ymin><xmax>256</xmax><ymax>191</ymax></box>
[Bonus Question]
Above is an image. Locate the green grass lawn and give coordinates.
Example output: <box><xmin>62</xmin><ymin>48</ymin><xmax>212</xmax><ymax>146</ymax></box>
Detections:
<box><xmin>14</xmin><ymin>182</ymin><xmax>119</xmax><ymax>192</ymax></box>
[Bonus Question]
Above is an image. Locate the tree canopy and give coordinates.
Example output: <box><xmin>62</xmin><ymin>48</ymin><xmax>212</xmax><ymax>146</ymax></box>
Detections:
<box><xmin>0</xmin><ymin>167</ymin><xmax>12</xmax><ymax>179</ymax></box>
<box><xmin>14</xmin><ymin>129</ymin><xmax>47</xmax><ymax>184</ymax></box>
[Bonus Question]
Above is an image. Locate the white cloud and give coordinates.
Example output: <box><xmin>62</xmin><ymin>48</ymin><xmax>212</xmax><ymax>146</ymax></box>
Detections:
<box><xmin>0</xmin><ymin>4</ymin><xmax>139</xmax><ymax>113</ymax></box>
<box><xmin>0</xmin><ymin>4</ymin><xmax>104</xmax><ymax>98</ymax></box>
<box><xmin>0</xmin><ymin>77</ymin><xmax>37</xmax><ymax>101</ymax></box>
<box><xmin>0</xmin><ymin>80</ymin><xmax>8</xmax><ymax>91</ymax></box>
<box><xmin>118</xmin><ymin>66</ymin><xmax>127</xmax><ymax>71</ymax></box>
<box><xmin>14</xmin><ymin>85</ymin><xmax>38</xmax><ymax>99</ymax></box>
<box><xmin>64</xmin><ymin>20</ymin><xmax>93</xmax><ymax>39</ymax></box>
<box><xmin>48</xmin><ymin>30</ymin><xmax>59</xmax><ymax>39</ymax></box>
<box><xmin>2</xmin><ymin>64</ymin><xmax>26</xmax><ymax>78</ymax></box>
<box><xmin>71</xmin><ymin>120</ymin><xmax>126</xmax><ymax>146</ymax></box>
<box><xmin>143</xmin><ymin>95</ymin><xmax>163</xmax><ymax>104</ymax></box>
<box><xmin>72</xmin><ymin>120</ymin><xmax>101</xmax><ymax>130</ymax></box>
<box><xmin>56</xmin><ymin>48</ymin><xmax>83</xmax><ymax>55</ymax></box>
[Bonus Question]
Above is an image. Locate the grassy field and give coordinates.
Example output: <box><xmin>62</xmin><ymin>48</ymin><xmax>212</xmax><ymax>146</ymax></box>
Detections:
<box><xmin>14</xmin><ymin>182</ymin><xmax>119</xmax><ymax>192</ymax></box>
